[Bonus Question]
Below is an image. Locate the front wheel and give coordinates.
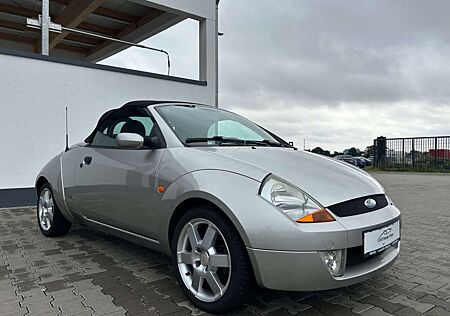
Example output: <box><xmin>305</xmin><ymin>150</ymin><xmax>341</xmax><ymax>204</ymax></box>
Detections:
<box><xmin>172</xmin><ymin>206</ymin><xmax>252</xmax><ymax>313</ymax></box>
<box><xmin>37</xmin><ymin>183</ymin><xmax>71</xmax><ymax>237</ymax></box>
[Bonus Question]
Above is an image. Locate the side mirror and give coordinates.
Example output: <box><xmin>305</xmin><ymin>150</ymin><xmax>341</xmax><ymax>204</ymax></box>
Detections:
<box><xmin>116</xmin><ymin>133</ymin><xmax>144</xmax><ymax>149</ymax></box>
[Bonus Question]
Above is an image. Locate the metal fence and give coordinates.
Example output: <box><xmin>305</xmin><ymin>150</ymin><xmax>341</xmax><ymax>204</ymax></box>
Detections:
<box><xmin>374</xmin><ymin>136</ymin><xmax>450</xmax><ymax>170</ymax></box>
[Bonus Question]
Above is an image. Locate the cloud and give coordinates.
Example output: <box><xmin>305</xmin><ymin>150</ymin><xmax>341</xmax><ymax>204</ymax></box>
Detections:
<box><xmin>219</xmin><ymin>0</ymin><xmax>450</xmax><ymax>106</ymax></box>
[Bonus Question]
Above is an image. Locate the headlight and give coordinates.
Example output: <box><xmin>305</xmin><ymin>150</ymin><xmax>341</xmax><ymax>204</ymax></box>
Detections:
<box><xmin>259</xmin><ymin>176</ymin><xmax>335</xmax><ymax>223</ymax></box>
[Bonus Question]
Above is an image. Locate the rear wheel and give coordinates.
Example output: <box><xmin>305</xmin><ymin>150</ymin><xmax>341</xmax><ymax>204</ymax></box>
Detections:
<box><xmin>172</xmin><ymin>206</ymin><xmax>252</xmax><ymax>313</ymax></box>
<box><xmin>37</xmin><ymin>183</ymin><xmax>71</xmax><ymax>237</ymax></box>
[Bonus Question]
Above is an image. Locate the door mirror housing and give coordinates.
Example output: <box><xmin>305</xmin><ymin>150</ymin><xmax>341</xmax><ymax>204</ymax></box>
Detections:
<box><xmin>116</xmin><ymin>133</ymin><xmax>144</xmax><ymax>149</ymax></box>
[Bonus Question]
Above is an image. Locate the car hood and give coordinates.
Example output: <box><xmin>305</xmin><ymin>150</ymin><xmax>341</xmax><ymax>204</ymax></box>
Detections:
<box><xmin>194</xmin><ymin>147</ymin><xmax>384</xmax><ymax>207</ymax></box>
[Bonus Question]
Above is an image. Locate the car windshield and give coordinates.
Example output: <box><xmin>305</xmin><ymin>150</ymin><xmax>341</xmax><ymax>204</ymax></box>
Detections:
<box><xmin>156</xmin><ymin>105</ymin><xmax>284</xmax><ymax>147</ymax></box>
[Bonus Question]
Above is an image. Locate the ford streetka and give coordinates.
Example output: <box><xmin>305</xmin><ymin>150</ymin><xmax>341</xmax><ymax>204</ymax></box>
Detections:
<box><xmin>36</xmin><ymin>101</ymin><xmax>401</xmax><ymax>313</ymax></box>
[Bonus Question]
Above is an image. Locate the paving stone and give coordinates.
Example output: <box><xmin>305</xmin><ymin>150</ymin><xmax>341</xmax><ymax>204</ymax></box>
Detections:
<box><xmin>27</xmin><ymin>308</ymin><xmax>61</xmax><ymax>316</ymax></box>
<box><xmin>49</xmin><ymin>288</ymin><xmax>79</xmax><ymax>303</ymax></box>
<box><xmin>147</xmin><ymin>297</ymin><xmax>189</xmax><ymax>315</ymax></box>
<box><xmin>20</xmin><ymin>299</ymin><xmax>56</xmax><ymax>315</ymax></box>
<box><xmin>270</xmin><ymin>296</ymin><xmax>312</xmax><ymax>314</ymax></box>
<box><xmin>114</xmin><ymin>298</ymin><xmax>153</xmax><ymax>315</ymax></box>
<box><xmin>425</xmin><ymin>306</ymin><xmax>450</xmax><ymax>316</ymax></box>
<box><xmin>3</xmin><ymin>299</ymin><xmax>24</xmax><ymax>314</ymax></box>
<box><xmin>419</xmin><ymin>294</ymin><xmax>450</xmax><ymax>311</ymax></box>
<box><xmin>302</xmin><ymin>295</ymin><xmax>344</xmax><ymax>313</ymax></box>
<box><xmin>389</xmin><ymin>294</ymin><xmax>435</xmax><ymax>313</ymax></box>
<box><xmin>0</xmin><ymin>289</ymin><xmax>19</xmax><ymax>303</ymax></box>
<box><xmin>329</xmin><ymin>296</ymin><xmax>374</xmax><ymax>314</ymax></box>
<box><xmin>64</xmin><ymin>273</ymin><xmax>92</xmax><ymax>283</ymax></box>
<box><xmin>79</xmin><ymin>287</ymin><xmax>114</xmax><ymax>303</ymax></box>
<box><xmin>392</xmin><ymin>306</ymin><xmax>425</xmax><ymax>316</ymax></box>
<box><xmin>361</xmin><ymin>307</ymin><xmax>395</xmax><ymax>316</ymax></box>
<box><xmin>359</xmin><ymin>295</ymin><xmax>404</xmax><ymax>314</ymax></box>
<box><xmin>55</xmin><ymin>298</ymin><xmax>94</xmax><ymax>315</ymax></box>
<box><xmin>71</xmin><ymin>280</ymin><xmax>100</xmax><ymax>292</ymax></box>
<box><xmin>42</xmin><ymin>280</ymin><xmax>69</xmax><ymax>293</ymax></box>
<box><xmin>83</xmin><ymin>298</ymin><xmax>124</xmax><ymax>315</ymax></box>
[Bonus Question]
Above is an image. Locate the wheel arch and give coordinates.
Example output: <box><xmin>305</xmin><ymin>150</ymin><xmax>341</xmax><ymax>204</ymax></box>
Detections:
<box><xmin>35</xmin><ymin>176</ymin><xmax>49</xmax><ymax>194</ymax></box>
<box><xmin>168</xmin><ymin>196</ymin><xmax>247</xmax><ymax>251</ymax></box>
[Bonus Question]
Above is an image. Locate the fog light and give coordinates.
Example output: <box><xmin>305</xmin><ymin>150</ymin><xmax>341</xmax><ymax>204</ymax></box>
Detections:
<box><xmin>319</xmin><ymin>249</ymin><xmax>345</xmax><ymax>277</ymax></box>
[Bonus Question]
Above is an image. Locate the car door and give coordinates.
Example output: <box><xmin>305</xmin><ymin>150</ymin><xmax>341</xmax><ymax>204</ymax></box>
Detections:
<box><xmin>69</xmin><ymin>107</ymin><xmax>165</xmax><ymax>240</ymax></box>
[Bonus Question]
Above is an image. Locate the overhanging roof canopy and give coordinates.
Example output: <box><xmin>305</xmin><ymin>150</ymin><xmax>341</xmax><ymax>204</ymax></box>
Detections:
<box><xmin>0</xmin><ymin>0</ymin><xmax>186</xmax><ymax>61</ymax></box>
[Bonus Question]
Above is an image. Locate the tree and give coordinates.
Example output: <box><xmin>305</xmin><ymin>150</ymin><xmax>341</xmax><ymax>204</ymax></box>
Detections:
<box><xmin>364</xmin><ymin>145</ymin><xmax>374</xmax><ymax>158</ymax></box>
<box><xmin>311</xmin><ymin>147</ymin><xmax>331</xmax><ymax>156</ymax></box>
<box><xmin>347</xmin><ymin>147</ymin><xmax>361</xmax><ymax>157</ymax></box>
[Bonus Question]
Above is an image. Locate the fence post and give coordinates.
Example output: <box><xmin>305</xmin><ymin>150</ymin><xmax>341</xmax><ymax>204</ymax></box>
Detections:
<box><xmin>434</xmin><ymin>137</ymin><xmax>438</xmax><ymax>169</ymax></box>
<box><xmin>375</xmin><ymin>136</ymin><xmax>386</xmax><ymax>168</ymax></box>
<box><xmin>402</xmin><ymin>139</ymin><xmax>405</xmax><ymax>167</ymax></box>
<box><xmin>412</xmin><ymin>139</ymin><xmax>415</xmax><ymax>169</ymax></box>
<box><xmin>373</xmin><ymin>139</ymin><xmax>377</xmax><ymax>167</ymax></box>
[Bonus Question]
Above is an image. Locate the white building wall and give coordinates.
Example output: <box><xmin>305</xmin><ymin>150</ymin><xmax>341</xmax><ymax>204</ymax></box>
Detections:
<box><xmin>0</xmin><ymin>52</ymin><xmax>214</xmax><ymax>189</ymax></box>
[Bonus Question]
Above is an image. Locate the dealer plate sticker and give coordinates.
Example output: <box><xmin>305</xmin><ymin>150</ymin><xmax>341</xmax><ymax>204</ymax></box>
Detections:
<box><xmin>364</xmin><ymin>221</ymin><xmax>400</xmax><ymax>255</ymax></box>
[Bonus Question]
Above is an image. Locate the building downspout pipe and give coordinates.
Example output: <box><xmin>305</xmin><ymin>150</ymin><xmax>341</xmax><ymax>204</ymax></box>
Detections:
<box><xmin>41</xmin><ymin>0</ymin><xmax>49</xmax><ymax>55</ymax></box>
<box><xmin>215</xmin><ymin>0</ymin><xmax>220</xmax><ymax>107</ymax></box>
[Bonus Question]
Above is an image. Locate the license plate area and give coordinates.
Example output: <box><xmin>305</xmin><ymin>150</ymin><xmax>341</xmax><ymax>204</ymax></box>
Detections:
<box><xmin>363</xmin><ymin>220</ymin><xmax>400</xmax><ymax>257</ymax></box>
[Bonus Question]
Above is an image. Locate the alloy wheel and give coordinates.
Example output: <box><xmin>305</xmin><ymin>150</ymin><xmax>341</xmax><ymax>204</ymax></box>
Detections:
<box><xmin>38</xmin><ymin>188</ymin><xmax>54</xmax><ymax>231</ymax></box>
<box><xmin>176</xmin><ymin>218</ymin><xmax>231</xmax><ymax>302</ymax></box>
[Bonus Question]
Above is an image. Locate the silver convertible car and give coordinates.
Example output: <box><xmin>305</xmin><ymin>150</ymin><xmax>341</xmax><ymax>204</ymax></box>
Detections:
<box><xmin>36</xmin><ymin>101</ymin><xmax>401</xmax><ymax>313</ymax></box>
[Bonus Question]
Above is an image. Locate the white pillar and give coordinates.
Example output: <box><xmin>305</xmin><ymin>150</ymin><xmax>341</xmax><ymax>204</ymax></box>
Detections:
<box><xmin>199</xmin><ymin>17</ymin><xmax>217</xmax><ymax>107</ymax></box>
<box><xmin>41</xmin><ymin>0</ymin><xmax>50</xmax><ymax>55</ymax></box>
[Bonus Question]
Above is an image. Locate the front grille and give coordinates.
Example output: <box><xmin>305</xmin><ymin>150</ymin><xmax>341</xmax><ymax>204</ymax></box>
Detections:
<box><xmin>327</xmin><ymin>194</ymin><xmax>388</xmax><ymax>217</ymax></box>
<box><xmin>346</xmin><ymin>246</ymin><xmax>366</xmax><ymax>267</ymax></box>
<box><xmin>346</xmin><ymin>246</ymin><xmax>383</xmax><ymax>268</ymax></box>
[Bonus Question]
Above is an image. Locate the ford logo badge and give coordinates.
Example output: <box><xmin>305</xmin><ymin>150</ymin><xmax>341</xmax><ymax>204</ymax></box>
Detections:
<box><xmin>364</xmin><ymin>198</ymin><xmax>377</xmax><ymax>209</ymax></box>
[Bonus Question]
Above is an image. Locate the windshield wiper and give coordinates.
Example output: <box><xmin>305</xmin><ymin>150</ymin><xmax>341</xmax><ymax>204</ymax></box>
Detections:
<box><xmin>185</xmin><ymin>136</ymin><xmax>293</xmax><ymax>148</ymax></box>
<box><xmin>244</xmin><ymin>139</ymin><xmax>286</xmax><ymax>147</ymax></box>
<box><xmin>185</xmin><ymin>136</ymin><xmax>246</xmax><ymax>145</ymax></box>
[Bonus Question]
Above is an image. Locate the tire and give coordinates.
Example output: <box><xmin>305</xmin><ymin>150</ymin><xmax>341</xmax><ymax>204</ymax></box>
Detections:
<box><xmin>172</xmin><ymin>206</ymin><xmax>252</xmax><ymax>314</ymax></box>
<box><xmin>37</xmin><ymin>183</ymin><xmax>71</xmax><ymax>237</ymax></box>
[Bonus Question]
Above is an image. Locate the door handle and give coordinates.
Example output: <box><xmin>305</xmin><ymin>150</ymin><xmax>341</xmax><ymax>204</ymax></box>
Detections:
<box><xmin>80</xmin><ymin>156</ymin><xmax>92</xmax><ymax>168</ymax></box>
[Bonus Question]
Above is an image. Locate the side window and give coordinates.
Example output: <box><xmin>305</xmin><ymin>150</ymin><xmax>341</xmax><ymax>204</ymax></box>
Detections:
<box><xmin>91</xmin><ymin>110</ymin><xmax>155</xmax><ymax>148</ymax></box>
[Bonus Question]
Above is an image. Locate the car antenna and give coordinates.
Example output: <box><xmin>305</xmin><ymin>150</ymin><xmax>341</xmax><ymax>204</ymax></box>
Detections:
<box><xmin>65</xmin><ymin>106</ymin><xmax>69</xmax><ymax>152</ymax></box>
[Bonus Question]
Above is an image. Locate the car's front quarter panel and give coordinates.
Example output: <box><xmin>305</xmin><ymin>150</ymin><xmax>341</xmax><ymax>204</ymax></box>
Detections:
<box><xmin>35</xmin><ymin>152</ymin><xmax>77</xmax><ymax>223</ymax></box>
<box><xmin>158</xmin><ymin>169</ymin><xmax>351</xmax><ymax>254</ymax></box>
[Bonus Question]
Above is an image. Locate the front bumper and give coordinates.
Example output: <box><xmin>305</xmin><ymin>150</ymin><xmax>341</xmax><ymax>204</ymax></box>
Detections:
<box><xmin>247</xmin><ymin>241</ymin><xmax>399</xmax><ymax>291</ymax></box>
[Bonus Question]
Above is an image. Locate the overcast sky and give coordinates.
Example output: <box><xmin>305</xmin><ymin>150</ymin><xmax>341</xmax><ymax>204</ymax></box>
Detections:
<box><xmin>103</xmin><ymin>0</ymin><xmax>450</xmax><ymax>152</ymax></box>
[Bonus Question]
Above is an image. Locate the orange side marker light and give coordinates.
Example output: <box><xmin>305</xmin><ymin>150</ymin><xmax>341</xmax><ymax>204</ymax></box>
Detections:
<box><xmin>156</xmin><ymin>185</ymin><xmax>165</xmax><ymax>194</ymax></box>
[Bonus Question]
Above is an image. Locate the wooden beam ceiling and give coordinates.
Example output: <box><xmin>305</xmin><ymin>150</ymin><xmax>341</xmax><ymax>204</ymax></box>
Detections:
<box><xmin>0</xmin><ymin>1</ymin><xmax>174</xmax><ymax>60</ymax></box>
<box><xmin>88</xmin><ymin>8</ymin><xmax>164</xmax><ymax>57</ymax></box>
<box><xmin>0</xmin><ymin>3</ymin><xmax>36</xmax><ymax>18</ymax></box>
<box><xmin>0</xmin><ymin>3</ymin><xmax>117</xmax><ymax>36</ymax></box>
<box><xmin>49</xmin><ymin>0</ymin><xmax>105</xmax><ymax>50</ymax></box>
<box><xmin>0</xmin><ymin>20</ymin><xmax>102</xmax><ymax>47</ymax></box>
<box><xmin>50</xmin><ymin>0</ymin><xmax>139</xmax><ymax>24</ymax></box>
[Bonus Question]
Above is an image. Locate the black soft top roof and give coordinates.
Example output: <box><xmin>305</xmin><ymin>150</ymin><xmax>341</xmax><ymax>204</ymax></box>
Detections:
<box><xmin>84</xmin><ymin>100</ymin><xmax>201</xmax><ymax>143</ymax></box>
<box><xmin>121</xmin><ymin>100</ymin><xmax>200</xmax><ymax>108</ymax></box>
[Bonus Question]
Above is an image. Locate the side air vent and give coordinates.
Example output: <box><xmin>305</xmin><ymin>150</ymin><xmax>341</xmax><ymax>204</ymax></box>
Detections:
<box><xmin>327</xmin><ymin>194</ymin><xmax>388</xmax><ymax>217</ymax></box>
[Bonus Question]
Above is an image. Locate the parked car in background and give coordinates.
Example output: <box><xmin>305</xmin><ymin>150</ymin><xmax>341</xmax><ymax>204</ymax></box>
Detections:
<box><xmin>335</xmin><ymin>155</ymin><xmax>353</xmax><ymax>164</ymax></box>
<box><xmin>361</xmin><ymin>157</ymin><xmax>372</xmax><ymax>167</ymax></box>
<box><xmin>36</xmin><ymin>101</ymin><xmax>401</xmax><ymax>313</ymax></box>
<box><xmin>352</xmin><ymin>157</ymin><xmax>367</xmax><ymax>168</ymax></box>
